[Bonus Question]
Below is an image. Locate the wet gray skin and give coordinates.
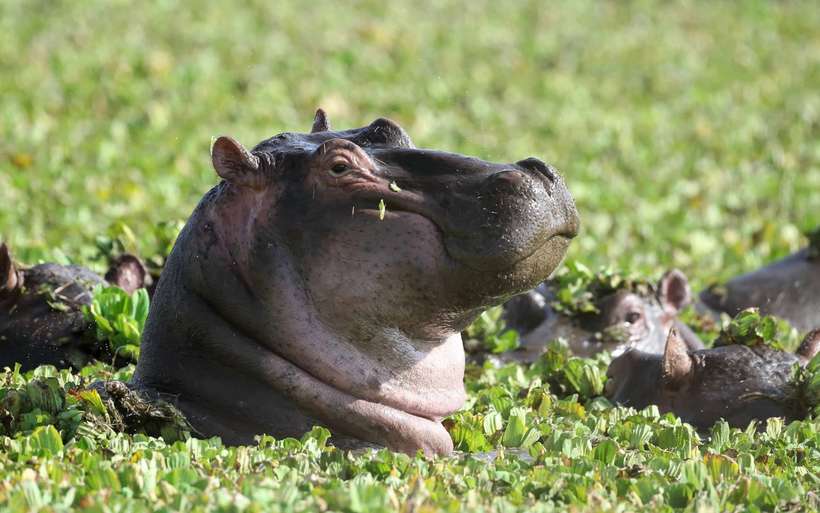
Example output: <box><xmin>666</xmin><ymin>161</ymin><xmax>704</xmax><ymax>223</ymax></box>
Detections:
<box><xmin>131</xmin><ymin>110</ymin><xmax>580</xmax><ymax>456</ymax></box>
<box><xmin>502</xmin><ymin>270</ymin><xmax>703</xmax><ymax>361</ymax></box>
<box><xmin>0</xmin><ymin>242</ymin><xmax>147</xmax><ymax>371</ymax></box>
<box><xmin>605</xmin><ymin>329</ymin><xmax>820</xmax><ymax>430</ymax></box>
<box><xmin>700</xmin><ymin>247</ymin><xmax>820</xmax><ymax>332</ymax></box>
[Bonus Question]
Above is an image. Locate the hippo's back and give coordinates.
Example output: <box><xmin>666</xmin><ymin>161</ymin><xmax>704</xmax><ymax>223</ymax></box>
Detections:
<box><xmin>0</xmin><ymin>263</ymin><xmax>104</xmax><ymax>371</ymax></box>
<box><xmin>700</xmin><ymin>249</ymin><xmax>819</xmax><ymax>332</ymax></box>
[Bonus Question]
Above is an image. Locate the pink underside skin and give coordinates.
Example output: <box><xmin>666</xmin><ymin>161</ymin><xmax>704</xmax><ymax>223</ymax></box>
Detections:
<box><xmin>179</xmin><ymin>198</ymin><xmax>467</xmax><ymax>455</ymax></box>
<box><xmin>194</xmin><ymin>322</ymin><xmax>458</xmax><ymax>455</ymax></box>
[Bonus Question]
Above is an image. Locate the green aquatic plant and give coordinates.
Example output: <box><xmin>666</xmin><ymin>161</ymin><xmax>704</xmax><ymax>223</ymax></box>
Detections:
<box><xmin>83</xmin><ymin>286</ymin><xmax>150</xmax><ymax>363</ymax></box>
<box><xmin>550</xmin><ymin>261</ymin><xmax>654</xmax><ymax>316</ymax></box>
<box><xmin>714</xmin><ymin>308</ymin><xmax>801</xmax><ymax>352</ymax></box>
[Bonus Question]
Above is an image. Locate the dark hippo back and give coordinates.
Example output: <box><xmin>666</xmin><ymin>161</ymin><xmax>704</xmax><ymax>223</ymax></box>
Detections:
<box><xmin>0</xmin><ymin>253</ymin><xmax>103</xmax><ymax>370</ymax></box>
<box><xmin>0</xmin><ymin>243</ymin><xmax>150</xmax><ymax>371</ymax></box>
<box><xmin>700</xmin><ymin>248</ymin><xmax>820</xmax><ymax>332</ymax></box>
<box><xmin>605</xmin><ymin>329</ymin><xmax>819</xmax><ymax>430</ymax></box>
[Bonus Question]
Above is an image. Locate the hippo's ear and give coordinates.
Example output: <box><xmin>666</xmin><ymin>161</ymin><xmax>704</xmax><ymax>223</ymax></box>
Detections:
<box><xmin>311</xmin><ymin>108</ymin><xmax>331</xmax><ymax>133</ymax></box>
<box><xmin>796</xmin><ymin>329</ymin><xmax>820</xmax><ymax>364</ymax></box>
<box><xmin>0</xmin><ymin>242</ymin><xmax>21</xmax><ymax>293</ymax></box>
<box><xmin>211</xmin><ymin>136</ymin><xmax>263</xmax><ymax>189</ymax></box>
<box><xmin>658</xmin><ymin>269</ymin><xmax>691</xmax><ymax>315</ymax></box>
<box><xmin>661</xmin><ymin>328</ymin><xmax>694</xmax><ymax>390</ymax></box>
<box><xmin>104</xmin><ymin>254</ymin><xmax>148</xmax><ymax>295</ymax></box>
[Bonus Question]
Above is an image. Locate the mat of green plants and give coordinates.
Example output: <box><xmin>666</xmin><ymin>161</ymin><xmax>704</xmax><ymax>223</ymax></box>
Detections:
<box><xmin>1</xmin><ymin>0</ymin><xmax>819</xmax><ymax>511</ymax></box>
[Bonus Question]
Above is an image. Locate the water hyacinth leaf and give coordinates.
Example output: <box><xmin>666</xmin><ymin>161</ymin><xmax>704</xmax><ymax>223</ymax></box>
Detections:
<box><xmin>755</xmin><ymin>316</ymin><xmax>777</xmax><ymax>341</ymax></box>
<box><xmin>628</xmin><ymin>424</ymin><xmax>655</xmax><ymax>449</ymax></box>
<box><xmin>666</xmin><ymin>482</ymin><xmax>695</xmax><ymax>509</ymax></box>
<box><xmin>519</xmin><ymin>427</ymin><xmax>541</xmax><ymax>448</ymax></box>
<box><xmin>483</xmin><ymin>409</ymin><xmax>503</xmax><ymax>436</ymax></box>
<box><xmin>800</xmin><ymin>352</ymin><xmax>820</xmax><ymax>413</ymax></box>
<box><xmin>75</xmin><ymin>389</ymin><xmax>107</xmax><ymax>417</ymax></box>
<box><xmin>704</xmin><ymin>453</ymin><xmax>739</xmax><ymax>481</ymax></box>
<box><xmin>501</xmin><ymin>407</ymin><xmax>528</xmax><ymax>447</ymax></box>
<box><xmin>737</xmin><ymin>452</ymin><xmax>756</xmax><ymax>474</ymax></box>
<box><xmin>25</xmin><ymin>379</ymin><xmax>65</xmax><ymax>414</ymax></box>
<box><xmin>83</xmin><ymin>286</ymin><xmax>150</xmax><ymax>363</ymax></box>
<box><xmin>562</xmin><ymin>358</ymin><xmax>605</xmax><ymax>399</ymax></box>
<box><xmin>709</xmin><ymin>420</ymin><xmax>731</xmax><ymax>452</ymax></box>
<box><xmin>30</xmin><ymin>425</ymin><xmax>64</xmax><ymax>455</ymax></box>
<box><xmin>681</xmin><ymin>460</ymin><xmax>709</xmax><ymax>489</ymax></box>
<box><xmin>592</xmin><ymin>439</ymin><xmax>618</xmax><ymax>465</ymax></box>
<box><xmin>489</xmin><ymin>330</ymin><xmax>520</xmax><ymax>354</ymax></box>
<box><xmin>300</xmin><ymin>425</ymin><xmax>332</xmax><ymax>448</ymax></box>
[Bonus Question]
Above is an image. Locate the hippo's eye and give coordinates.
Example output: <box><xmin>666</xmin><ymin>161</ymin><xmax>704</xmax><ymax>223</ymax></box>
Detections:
<box><xmin>329</xmin><ymin>163</ymin><xmax>353</xmax><ymax>177</ymax></box>
<box><xmin>625</xmin><ymin>311</ymin><xmax>642</xmax><ymax>324</ymax></box>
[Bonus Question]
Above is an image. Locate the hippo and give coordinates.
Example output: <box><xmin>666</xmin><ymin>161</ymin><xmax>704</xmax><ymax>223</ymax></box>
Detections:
<box><xmin>605</xmin><ymin>328</ymin><xmax>820</xmax><ymax>430</ymax></box>
<box><xmin>502</xmin><ymin>269</ymin><xmax>703</xmax><ymax>360</ymax></box>
<box><xmin>700</xmin><ymin>241</ymin><xmax>820</xmax><ymax>332</ymax></box>
<box><xmin>0</xmin><ymin>243</ymin><xmax>147</xmax><ymax>371</ymax></box>
<box><xmin>131</xmin><ymin>110</ymin><xmax>579</xmax><ymax>456</ymax></box>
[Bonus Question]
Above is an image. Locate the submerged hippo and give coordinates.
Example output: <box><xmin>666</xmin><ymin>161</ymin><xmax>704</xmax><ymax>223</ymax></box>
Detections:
<box><xmin>132</xmin><ymin>110</ymin><xmax>579</xmax><ymax>455</ymax></box>
<box><xmin>0</xmin><ymin>243</ymin><xmax>147</xmax><ymax>371</ymax></box>
<box><xmin>502</xmin><ymin>270</ymin><xmax>703</xmax><ymax>360</ymax></box>
<box><xmin>605</xmin><ymin>328</ymin><xmax>820</xmax><ymax>430</ymax></box>
<box><xmin>700</xmin><ymin>243</ymin><xmax>820</xmax><ymax>332</ymax></box>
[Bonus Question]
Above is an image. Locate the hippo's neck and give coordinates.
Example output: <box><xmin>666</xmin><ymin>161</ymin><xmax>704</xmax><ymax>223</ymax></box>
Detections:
<box><xmin>135</xmin><ymin>194</ymin><xmax>465</xmax><ymax>455</ymax></box>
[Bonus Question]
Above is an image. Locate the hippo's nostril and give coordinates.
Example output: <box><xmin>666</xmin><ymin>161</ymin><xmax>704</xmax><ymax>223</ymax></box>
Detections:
<box><xmin>491</xmin><ymin>170</ymin><xmax>528</xmax><ymax>192</ymax></box>
<box><xmin>516</xmin><ymin>157</ymin><xmax>557</xmax><ymax>183</ymax></box>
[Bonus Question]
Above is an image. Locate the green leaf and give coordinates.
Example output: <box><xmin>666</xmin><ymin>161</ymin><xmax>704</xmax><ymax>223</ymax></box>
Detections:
<box><xmin>483</xmin><ymin>409</ymin><xmax>503</xmax><ymax>436</ymax></box>
<box><xmin>592</xmin><ymin>439</ymin><xmax>618</xmax><ymax>465</ymax></box>
<box><xmin>30</xmin><ymin>425</ymin><xmax>64</xmax><ymax>455</ymax></box>
<box><xmin>501</xmin><ymin>407</ymin><xmax>529</xmax><ymax>447</ymax></box>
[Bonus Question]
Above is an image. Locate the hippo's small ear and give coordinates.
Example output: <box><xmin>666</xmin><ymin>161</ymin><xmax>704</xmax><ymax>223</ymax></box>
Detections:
<box><xmin>211</xmin><ymin>136</ymin><xmax>262</xmax><ymax>189</ymax></box>
<box><xmin>105</xmin><ymin>254</ymin><xmax>148</xmax><ymax>295</ymax></box>
<box><xmin>658</xmin><ymin>269</ymin><xmax>691</xmax><ymax>315</ymax></box>
<box><xmin>661</xmin><ymin>328</ymin><xmax>694</xmax><ymax>390</ymax></box>
<box><xmin>311</xmin><ymin>108</ymin><xmax>331</xmax><ymax>133</ymax></box>
<box><xmin>0</xmin><ymin>242</ymin><xmax>21</xmax><ymax>292</ymax></box>
<box><xmin>796</xmin><ymin>329</ymin><xmax>820</xmax><ymax>364</ymax></box>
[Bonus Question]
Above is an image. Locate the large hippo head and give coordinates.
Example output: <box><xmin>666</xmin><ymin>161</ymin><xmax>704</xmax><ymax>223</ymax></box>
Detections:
<box><xmin>133</xmin><ymin>111</ymin><xmax>579</xmax><ymax>455</ymax></box>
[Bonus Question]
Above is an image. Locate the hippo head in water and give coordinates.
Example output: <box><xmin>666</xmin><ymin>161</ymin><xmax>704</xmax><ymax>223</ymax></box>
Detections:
<box><xmin>132</xmin><ymin>110</ymin><xmax>579</xmax><ymax>455</ymax></box>
<box><xmin>503</xmin><ymin>270</ymin><xmax>703</xmax><ymax>360</ymax></box>
<box><xmin>605</xmin><ymin>328</ymin><xmax>820</xmax><ymax>430</ymax></box>
<box><xmin>0</xmin><ymin>243</ymin><xmax>148</xmax><ymax>371</ymax></box>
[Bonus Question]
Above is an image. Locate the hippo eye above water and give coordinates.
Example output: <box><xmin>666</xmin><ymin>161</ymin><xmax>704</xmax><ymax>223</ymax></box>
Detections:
<box><xmin>329</xmin><ymin>163</ymin><xmax>353</xmax><ymax>177</ymax></box>
<box><xmin>624</xmin><ymin>311</ymin><xmax>642</xmax><ymax>324</ymax></box>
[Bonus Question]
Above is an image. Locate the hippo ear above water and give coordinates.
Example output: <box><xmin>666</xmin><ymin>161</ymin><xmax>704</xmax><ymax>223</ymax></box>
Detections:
<box><xmin>661</xmin><ymin>328</ymin><xmax>694</xmax><ymax>390</ymax></box>
<box><xmin>311</xmin><ymin>108</ymin><xmax>331</xmax><ymax>133</ymax></box>
<box><xmin>0</xmin><ymin>242</ymin><xmax>21</xmax><ymax>294</ymax></box>
<box><xmin>796</xmin><ymin>329</ymin><xmax>820</xmax><ymax>364</ymax></box>
<box><xmin>658</xmin><ymin>269</ymin><xmax>691</xmax><ymax>315</ymax></box>
<box><xmin>211</xmin><ymin>136</ymin><xmax>263</xmax><ymax>189</ymax></box>
<box><xmin>105</xmin><ymin>254</ymin><xmax>148</xmax><ymax>295</ymax></box>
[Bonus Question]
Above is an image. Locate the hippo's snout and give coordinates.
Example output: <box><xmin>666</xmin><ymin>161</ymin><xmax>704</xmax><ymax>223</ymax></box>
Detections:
<box><xmin>517</xmin><ymin>157</ymin><xmax>558</xmax><ymax>184</ymax></box>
